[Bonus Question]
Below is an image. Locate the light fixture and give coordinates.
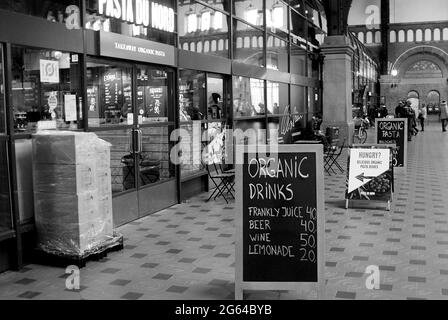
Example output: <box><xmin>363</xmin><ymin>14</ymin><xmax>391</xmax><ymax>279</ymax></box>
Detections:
<box><xmin>391</xmin><ymin>69</ymin><xmax>398</xmax><ymax>77</ymax></box>
<box><xmin>245</xmin><ymin>3</ymin><xmax>258</xmax><ymax>25</ymax></box>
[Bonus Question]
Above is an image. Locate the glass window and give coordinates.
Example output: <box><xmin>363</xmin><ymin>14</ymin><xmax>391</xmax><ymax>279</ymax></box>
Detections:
<box><xmin>96</xmin><ymin>129</ymin><xmax>136</xmax><ymax>194</ymax></box>
<box><xmin>140</xmin><ymin>125</ymin><xmax>175</xmax><ymax>186</ymax></box>
<box><xmin>233</xmin><ymin>76</ymin><xmax>265</xmax><ymax>118</ymax></box>
<box><xmin>290</xmin><ymin>44</ymin><xmax>306</xmax><ymax>75</ymax></box>
<box><xmin>0</xmin><ymin>48</ymin><xmax>4</xmax><ymax>133</ymax></box>
<box><xmin>0</xmin><ymin>140</ymin><xmax>12</xmax><ymax>233</ymax></box>
<box><xmin>178</xmin><ymin>2</ymin><xmax>229</xmax><ymax>58</ymax></box>
<box><xmin>290</xmin><ymin>84</ymin><xmax>306</xmax><ymax>115</ymax></box>
<box><xmin>266</xmin><ymin>0</ymin><xmax>288</xmax><ymax>39</ymax></box>
<box><xmin>136</xmin><ymin>66</ymin><xmax>173</xmax><ymax>124</ymax></box>
<box><xmin>207</xmin><ymin>76</ymin><xmax>227</xmax><ymax>121</ymax></box>
<box><xmin>234</xmin><ymin>119</ymin><xmax>266</xmax><ymax>146</ymax></box>
<box><xmin>179</xmin><ymin>70</ymin><xmax>206</xmax><ymax>121</ymax></box>
<box><xmin>86</xmin><ymin>0</ymin><xmax>177</xmax><ymax>46</ymax></box>
<box><xmin>267</xmin><ymin>81</ymin><xmax>288</xmax><ymax>115</ymax></box>
<box><xmin>11</xmin><ymin>46</ymin><xmax>83</xmax><ymax>134</ymax></box>
<box><xmin>267</xmin><ymin>35</ymin><xmax>289</xmax><ymax>72</ymax></box>
<box><xmin>290</xmin><ymin>8</ymin><xmax>306</xmax><ymax>47</ymax></box>
<box><xmin>233</xmin><ymin>0</ymin><xmax>263</xmax><ymax>26</ymax></box>
<box><xmin>289</xmin><ymin>0</ymin><xmax>304</xmax><ymax>15</ymax></box>
<box><xmin>179</xmin><ymin>121</ymin><xmax>205</xmax><ymax>177</ymax></box>
<box><xmin>201</xmin><ymin>0</ymin><xmax>230</xmax><ymax>13</ymax></box>
<box><xmin>233</xmin><ymin>20</ymin><xmax>265</xmax><ymax>67</ymax></box>
<box><xmin>86</xmin><ymin>59</ymin><xmax>132</xmax><ymax>127</ymax></box>
<box><xmin>0</xmin><ymin>0</ymin><xmax>81</xmax><ymax>24</ymax></box>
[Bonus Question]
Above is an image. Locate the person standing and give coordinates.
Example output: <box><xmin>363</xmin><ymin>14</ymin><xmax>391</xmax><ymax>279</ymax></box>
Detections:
<box><xmin>440</xmin><ymin>100</ymin><xmax>448</xmax><ymax>132</ymax></box>
<box><xmin>418</xmin><ymin>104</ymin><xmax>428</xmax><ymax>132</ymax></box>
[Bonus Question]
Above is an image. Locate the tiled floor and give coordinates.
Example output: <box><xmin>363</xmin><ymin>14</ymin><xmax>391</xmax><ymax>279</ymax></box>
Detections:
<box><xmin>0</xmin><ymin>119</ymin><xmax>447</xmax><ymax>300</ymax></box>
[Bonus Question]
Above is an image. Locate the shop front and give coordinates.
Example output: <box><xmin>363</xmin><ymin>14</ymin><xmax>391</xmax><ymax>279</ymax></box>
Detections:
<box><xmin>0</xmin><ymin>0</ymin><xmax>327</xmax><ymax>272</ymax></box>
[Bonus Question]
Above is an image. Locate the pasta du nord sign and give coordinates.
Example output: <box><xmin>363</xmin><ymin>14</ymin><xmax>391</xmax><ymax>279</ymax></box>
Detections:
<box><xmin>98</xmin><ymin>0</ymin><xmax>175</xmax><ymax>33</ymax></box>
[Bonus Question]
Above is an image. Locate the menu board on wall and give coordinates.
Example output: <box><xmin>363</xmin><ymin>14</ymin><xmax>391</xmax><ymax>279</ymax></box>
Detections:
<box><xmin>235</xmin><ymin>145</ymin><xmax>325</xmax><ymax>299</ymax></box>
<box><xmin>375</xmin><ymin>119</ymin><xmax>407</xmax><ymax>169</ymax></box>
<box><xmin>103</xmin><ymin>70</ymin><xmax>121</xmax><ymax>112</ymax></box>
<box><xmin>147</xmin><ymin>86</ymin><xmax>167</xmax><ymax>118</ymax></box>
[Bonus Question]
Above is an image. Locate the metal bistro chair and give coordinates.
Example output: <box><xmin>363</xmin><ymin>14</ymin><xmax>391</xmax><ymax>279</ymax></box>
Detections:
<box><xmin>205</xmin><ymin>161</ymin><xmax>235</xmax><ymax>204</ymax></box>
<box><xmin>324</xmin><ymin>138</ymin><xmax>346</xmax><ymax>176</ymax></box>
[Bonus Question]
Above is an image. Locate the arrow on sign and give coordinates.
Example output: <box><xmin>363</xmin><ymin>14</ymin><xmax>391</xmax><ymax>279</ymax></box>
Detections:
<box><xmin>355</xmin><ymin>173</ymin><xmax>377</xmax><ymax>182</ymax></box>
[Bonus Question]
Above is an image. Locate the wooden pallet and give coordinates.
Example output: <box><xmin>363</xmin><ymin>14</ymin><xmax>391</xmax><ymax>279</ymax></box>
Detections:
<box><xmin>32</xmin><ymin>236</ymin><xmax>124</xmax><ymax>269</ymax></box>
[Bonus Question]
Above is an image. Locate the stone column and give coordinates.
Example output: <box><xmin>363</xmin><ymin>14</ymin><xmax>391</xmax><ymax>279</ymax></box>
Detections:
<box><xmin>321</xmin><ymin>35</ymin><xmax>355</xmax><ymax>145</ymax></box>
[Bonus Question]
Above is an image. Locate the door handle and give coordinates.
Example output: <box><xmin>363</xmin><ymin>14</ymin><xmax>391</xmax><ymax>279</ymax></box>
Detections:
<box><xmin>138</xmin><ymin>129</ymin><xmax>143</xmax><ymax>154</ymax></box>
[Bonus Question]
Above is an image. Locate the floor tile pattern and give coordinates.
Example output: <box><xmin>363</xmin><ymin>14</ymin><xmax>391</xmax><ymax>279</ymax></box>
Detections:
<box><xmin>0</xmin><ymin>120</ymin><xmax>447</xmax><ymax>300</ymax></box>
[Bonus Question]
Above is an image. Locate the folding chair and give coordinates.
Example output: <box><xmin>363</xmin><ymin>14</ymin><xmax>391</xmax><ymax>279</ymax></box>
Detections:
<box><xmin>324</xmin><ymin>138</ymin><xmax>346</xmax><ymax>175</ymax></box>
<box><xmin>206</xmin><ymin>163</ymin><xmax>235</xmax><ymax>204</ymax></box>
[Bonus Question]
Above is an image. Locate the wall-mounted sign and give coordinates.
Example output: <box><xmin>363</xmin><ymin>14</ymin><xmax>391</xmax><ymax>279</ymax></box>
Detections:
<box><xmin>98</xmin><ymin>0</ymin><xmax>175</xmax><ymax>33</ymax></box>
<box><xmin>40</xmin><ymin>60</ymin><xmax>59</xmax><ymax>83</ymax></box>
<box><xmin>235</xmin><ymin>145</ymin><xmax>325</xmax><ymax>300</ymax></box>
<box><xmin>100</xmin><ymin>31</ymin><xmax>176</xmax><ymax>66</ymax></box>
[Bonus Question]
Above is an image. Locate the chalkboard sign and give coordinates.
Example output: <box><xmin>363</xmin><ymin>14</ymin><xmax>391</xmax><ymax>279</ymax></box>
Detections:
<box><xmin>345</xmin><ymin>145</ymin><xmax>394</xmax><ymax>211</ymax></box>
<box><xmin>235</xmin><ymin>145</ymin><xmax>325</xmax><ymax>299</ymax></box>
<box><xmin>375</xmin><ymin>119</ymin><xmax>407</xmax><ymax>169</ymax></box>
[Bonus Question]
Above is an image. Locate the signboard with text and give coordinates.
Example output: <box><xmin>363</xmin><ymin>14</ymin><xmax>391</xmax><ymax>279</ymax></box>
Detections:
<box><xmin>375</xmin><ymin>118</ymin><xmax>407</xmax><ymax>169</ymax></box>
<box><xmin>40</xmin><ymin>60</ymin><xmax>60</xmax><ymax>83</ymax></box>
<box><xmin>100</xmin><ymin>31</ymin><xmax>176</xmax><ymax>66</ymax></box>
<box><xmin>235</xmin><ymin>145</ymin><xmax>325</xmax><ymax>300</ymax></box>
<box><xmin>345</xmin><ymin>146</ymin><xmax>394</xmax><ymax>210</ymax></box>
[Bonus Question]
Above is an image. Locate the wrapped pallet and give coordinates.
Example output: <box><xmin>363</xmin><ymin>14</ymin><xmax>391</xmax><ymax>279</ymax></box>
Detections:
<box><xmin>32</xmin><ymin>131</ymin><xmax>121</xmax><ymax>259</ymax></box>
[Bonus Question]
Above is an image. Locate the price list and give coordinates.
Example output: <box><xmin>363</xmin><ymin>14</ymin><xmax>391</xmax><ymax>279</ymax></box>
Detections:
<box><xmin>242</xmin><ymin>152</ymin><xmax>319</xmax><ymax>283</ymax></box>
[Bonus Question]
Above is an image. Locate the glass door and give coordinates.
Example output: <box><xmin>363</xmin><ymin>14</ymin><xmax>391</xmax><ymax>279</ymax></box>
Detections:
<box><xmin>0</xmin><ymin>45</ymin><xmax>13</xmax><ymax>237</ymax></box>
<box><xmin>86</xmin><ymin>58</ymin><xmax>178</xmax><ymax>225</ymax></box>
<box><xmin>135</xmin><ymin>65</ymin><xmax>177</xmax><ymax>218</ymax></box>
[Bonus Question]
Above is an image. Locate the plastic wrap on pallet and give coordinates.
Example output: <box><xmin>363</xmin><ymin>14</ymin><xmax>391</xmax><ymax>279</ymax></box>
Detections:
<box><xmin>32</xmin><ymin>131</ymin><xmax>119</xmax><ymax>258</ymax></box>
<box><xmin>32</xmin><ymin>131</ymin><xmax>98</xmax><ymax>165</ymax></box>
<box><xmin>34</xmin><ymin>191</ymin><xmax>110</xmax><ymax>256</ymax></box>
<box><xmin>33</xmin><ymin>162</ymin><xmax>97</xmax><ymax>195</ymax></box>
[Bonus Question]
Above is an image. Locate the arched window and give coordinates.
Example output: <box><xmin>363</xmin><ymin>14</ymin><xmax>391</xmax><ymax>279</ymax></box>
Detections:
<box><xmin>204</xmin><ymin>41</ymin><xmax>210</xmax><ymax>53</ymax></box>
<box><xmin>258</xmin><ymin>36</ymin><xmax>263</xmax><ymax>48</ymax></box>
<box><xmin>444</xmin><ymin>28</ymin><xmax>448</xmax><ymax>40</ymax></box>
<box><xmin>366</xmin><ymin>31</ymin><xmax>373</xmax><ymax>44</ymax></box>
<box><xmin>434</xmin><ymin>28</ymin><xmax>441</xmax><ymax>41</ymax></box>
<box><xmin>244</xmin><ymin>36</ymin><xmax>250</xmax><ymax>48</ymax></box>
<box><xmin>398</xmin><ymin>30</ymin><xmax>405</xmax><ymax>42</ymax></box>
<box><xmin>190</xmin><ymin>42</ymin><xmax>196</xmax><ymax>51</ymax></box>
<box><xmin>375</xmin><ymin>31</ymin><xmax>381</xmax><ymax>43</ymax></box>
<box><xmin>408</xmin><ymin>90</ymin><xmax>419</xmax><ymax>99</ymax></box>
<box><xmin>407</xmin><ymin>91</ymin><xmax>420</xmax><ymax>109</ymax></box>
<box><xmin>390</xmin><ymin>30</ymin><xmax>396</xmax><ymax>43</ymax></box>
<box><xmin>358</xmin><ymin>32</ymin><xmax>364</xmax><ymax>43</ymax></box>
<box><xmin>425</xmin><ymin>29</ymin><xmax>432</xmax><ymax>41</ymax></box>
<box><xmin>196</xmin><ymin>41</ymin><xmax>203</xmax><ymax>53</ymax></box>
<box><xmin>211</xmin><ymin>40</ymin><xmax>217</xmax><ymax>52</ymax></box>
<box><xmin>236</xmin><ymin>37</ymin><xmax>242</xmax><ymax>49</ymax></box>
<box><xmin>416</xmin><ymin>29</ymin><xmax>423</xmax><ymax>42</ymax></box>
<box><xmin>225</xmin><ymin>39</ymin><xmax>229</xmax><ymax>50</ymax></box>
<box><xmin>407</xmin><ymin>30</ymin><xmax>414</xmax><ymax>42</ymax></box>
<box><xmin>427</xmin><ymin>90</ymin><xmax>441</xmax><ymax>112</ymax></box>
<box><xmin>252</xmin><ymin>36</ymin><xmax>258</xmax><ymax>48</ymax></box>
<box><xmin>182</xmin><ymin>43</ymin><xmax>189</xmax><ymax>50</ymax></box>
